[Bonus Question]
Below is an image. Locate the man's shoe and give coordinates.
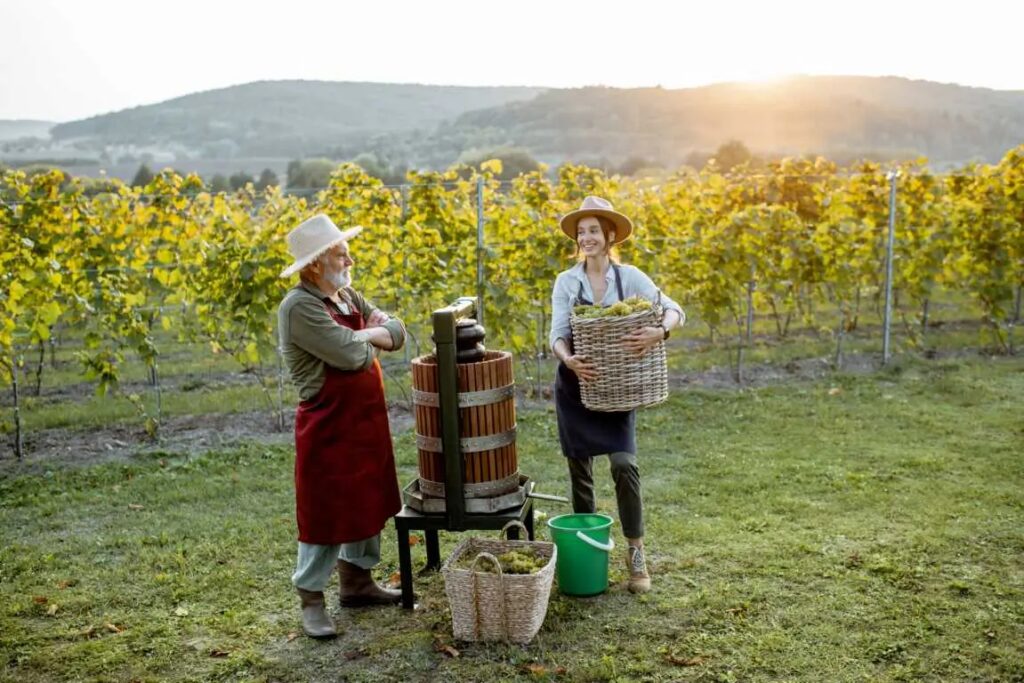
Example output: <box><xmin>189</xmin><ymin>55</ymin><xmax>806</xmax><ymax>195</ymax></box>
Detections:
<box><xmin>627</xmin><ymin>545</ymin><xmax>651</xmax><ymax>594</ymax></box>
<box><xmin>297</xmin><ymin>588</ymin><xmax>337</xmax><ymax>639</ymax></box>
<box><xmin>337</xmin><ymin>560</ymin><xmax>402</xmax><ymax>607</ymax></box>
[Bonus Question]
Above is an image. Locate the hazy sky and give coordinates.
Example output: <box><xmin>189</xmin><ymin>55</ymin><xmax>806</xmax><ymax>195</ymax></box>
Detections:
<box><xmin>1</xmin><ymin>0</ymin><xmax>1021</xmax><ymax>122</ymax></box>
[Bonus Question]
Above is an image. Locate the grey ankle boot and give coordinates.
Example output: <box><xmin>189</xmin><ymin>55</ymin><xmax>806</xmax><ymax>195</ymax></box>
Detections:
<box><xmin>297</xmin><ymin>588</ymin><xmax>337</xmax><ymax>639</ymax></box>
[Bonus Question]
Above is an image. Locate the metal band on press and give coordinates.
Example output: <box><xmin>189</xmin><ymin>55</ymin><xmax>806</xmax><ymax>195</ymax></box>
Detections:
<box><xmin>418</xmin><ymin>471</ymin><xmax>521</xmax><ymax>499</ymax></box>
<box><xmin>412</xmin><ymin>383</ymin><xmax>515</xmax><ymax>408</ymax></box>
<box><xmin>415</xmin><ymin>426</ymin><xmax>517</xmax><ymax>453</ymax></box>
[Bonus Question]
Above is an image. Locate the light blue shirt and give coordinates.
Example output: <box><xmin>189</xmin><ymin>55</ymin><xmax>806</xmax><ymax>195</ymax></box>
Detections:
<box><xmin>549</xmin><ymin>262</ymin><xmax>684</xmax><ymax>351</ymax></box>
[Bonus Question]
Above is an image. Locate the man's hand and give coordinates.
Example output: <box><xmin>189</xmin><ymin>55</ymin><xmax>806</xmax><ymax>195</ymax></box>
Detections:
<box><xmin>353</xmin><ymin>325</ymin><xmax>395</xmax><ymax>350</ymax></box>
<box><xmin>367</xmin><ymin>310</ymin><xmax>390</xmax><ymax>326</ymax></box>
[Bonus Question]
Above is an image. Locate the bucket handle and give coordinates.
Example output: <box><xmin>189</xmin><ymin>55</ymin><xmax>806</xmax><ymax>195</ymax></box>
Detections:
<box><xmin>499</xmin><ymin>520</ymin><xmax>528</xmax><ymax>540</ymax></box>
<box><xmin>575</xmin><ymin>531</ymin><xmax>615</xmax><ymax>553</ymax></box>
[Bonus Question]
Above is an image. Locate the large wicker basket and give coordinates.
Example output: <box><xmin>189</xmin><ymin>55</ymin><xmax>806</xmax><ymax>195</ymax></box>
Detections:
<box><xmin>441</xmin><ymin>522</ymin><xmax>556</xmax><ymax>644</ymax></box>
<box><xmin>570</xmin><ymin>303</ymin><xmax>669</xmax><ymax>412</ymax></box>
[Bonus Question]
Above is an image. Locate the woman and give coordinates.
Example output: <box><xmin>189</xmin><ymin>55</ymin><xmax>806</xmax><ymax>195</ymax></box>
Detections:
<box><xmin>549</xmin><ymin>196</ymin><xmax>684</xmax><ymax>594</ymax></box>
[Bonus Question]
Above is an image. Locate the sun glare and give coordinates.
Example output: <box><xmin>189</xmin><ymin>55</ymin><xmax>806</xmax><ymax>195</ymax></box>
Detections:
<box><xmin>742</xmin><ymin>72</ymin><xmax>794</xmax><ymax>88</ymax></box>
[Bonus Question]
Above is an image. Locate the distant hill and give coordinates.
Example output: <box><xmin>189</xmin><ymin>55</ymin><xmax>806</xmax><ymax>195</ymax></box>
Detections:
<box><xmin>11</xmin><ymin>76</ymin><xmax>1024</xmax><ymax>173</ymax></box>
<box><xmin>0</xmin><ymin>120</ymin><xmax>55</xmax><ymax>141</ymax></box>
<box><xmin>439</xmin><ymin>77</ymin><xmax>1024</xmax><ymax>166</ymax></box>
<box><xmin>49</xmin><ymin>81</ymin><xmax>546</xmax><ymax>157</ymax></box>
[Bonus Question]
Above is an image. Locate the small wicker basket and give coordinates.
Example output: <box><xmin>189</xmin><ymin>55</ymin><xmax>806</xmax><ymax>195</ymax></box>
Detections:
<box><xmin>441</xmin><ymin>522</ymin><xmax>556</xmax><ymax>644</ymax></box>
<box><xmin>570</xmin><ymin>302</ymin><xmax>669</xmax><ymax>412</ymax></box>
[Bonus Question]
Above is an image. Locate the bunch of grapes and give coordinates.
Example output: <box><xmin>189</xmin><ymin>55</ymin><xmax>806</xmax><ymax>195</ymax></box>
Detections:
<box><xmin>458</xmin><ymin>547</ymin><xmax>548</xmax><ymax>574</ymax></box>
<box><xmin>573</xmin><ymin>295</ymin><xmax>653</xmax><ymax>319</ymax></box>
<box><xmin>496</xmin><ymin>549</ymin><xmax>548</xmax><ymax>574</ymax></box>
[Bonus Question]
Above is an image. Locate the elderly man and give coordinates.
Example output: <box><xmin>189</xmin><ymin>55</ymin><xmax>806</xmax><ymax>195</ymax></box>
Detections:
<box><xmin>277</xmin><ymin>214</ymin><xmax>407</xmax><ymax>639</ymax></box>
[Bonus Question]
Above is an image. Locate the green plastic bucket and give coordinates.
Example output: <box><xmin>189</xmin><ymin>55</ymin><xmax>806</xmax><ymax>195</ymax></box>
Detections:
<box><xmin>546</xmin><ymin>513</ymin><xmax>615</xmax><ymax>596</ymax></box>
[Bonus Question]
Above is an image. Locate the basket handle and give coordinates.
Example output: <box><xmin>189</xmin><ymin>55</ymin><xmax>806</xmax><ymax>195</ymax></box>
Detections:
<box><xmin>470</xmin><ymin>551</ymin><xmax>503</xmax><ymax>575</ymax></box>
<box><xmin>470</xmin><ymin>552</ymin><xmax>509</xmax><ymax>642</ymax></box>
<box><xmin>576</xmin><ymin>531</ymin><xmax>615</xmax><ymax>553</ymax></box>
<box><xmin>499</xmin><ymin>520</ymin><xmax>528</xmax><ymax>540</ymax></box>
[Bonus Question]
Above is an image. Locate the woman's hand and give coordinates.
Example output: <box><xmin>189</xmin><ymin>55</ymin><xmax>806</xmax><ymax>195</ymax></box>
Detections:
<box><xmin>622</xmin><ymin>326</ymin><xmax>664</xmax><ymax>355</ymax></box>
<box><xmin>565</xmin><ymin>354</ymin><xmax>598</xmax><ymax>383</ymax></box>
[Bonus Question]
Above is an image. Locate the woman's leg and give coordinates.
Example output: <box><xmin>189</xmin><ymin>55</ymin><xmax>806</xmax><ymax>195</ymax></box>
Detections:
<box><xmin>567</xmin><ymin>456</ymin><xmax>596</xmax><ymax>513</ymax></box>
<box><xmin>608</xmin><ymin>451</ymin><xmax>650</xmax><ymax>593</ymax></box>
<box><xmin>608</xmin><ymin>451</ymin><xmax>643</xmax><ymax>539</ymax></box>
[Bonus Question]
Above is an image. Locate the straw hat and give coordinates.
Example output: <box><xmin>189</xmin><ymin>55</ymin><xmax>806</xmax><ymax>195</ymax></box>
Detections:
<box><xmin>558</xmin><ymin>196</ymin><xmax>633</xmax><ymax>244</ymax></box>
<box><xmin>280</xmin><ymin>214</ymin><xmax>363</xmax><ymax>278</ymax></box>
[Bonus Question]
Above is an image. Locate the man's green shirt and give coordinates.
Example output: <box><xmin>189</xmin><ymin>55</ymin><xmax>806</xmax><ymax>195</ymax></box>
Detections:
<box><xmin>277</xmin><ymin>281</ymin><xmax>406</xmax><ymax>401</ymax></box>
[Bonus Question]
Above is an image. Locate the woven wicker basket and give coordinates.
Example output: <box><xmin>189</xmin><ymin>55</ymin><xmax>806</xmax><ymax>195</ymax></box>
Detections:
<box><xmin>441</xmin><ymin>522</ymin><xmax>556</xmax><ymax>644</ymax></box>
<box><xmin>569</xmin><ymin>303</ymin><xmax>669</xmax><ymax>412</ymax></box>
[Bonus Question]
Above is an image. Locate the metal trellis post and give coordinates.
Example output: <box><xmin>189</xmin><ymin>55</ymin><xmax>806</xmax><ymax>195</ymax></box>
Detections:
<box><xmin>475</xmin><ymin>176</ymin><xmax>485</xmax><ymax>328</ymax></box>
<box><xmin>882</xmin><ymin>170</ymin><xmax>899</xmax><ymax>365</ymax></box>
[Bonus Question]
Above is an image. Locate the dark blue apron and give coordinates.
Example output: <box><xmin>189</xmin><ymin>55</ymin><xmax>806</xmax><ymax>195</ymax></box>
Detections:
<box><xmin>554</xmin><ymin>264</ymin><xmax>637</xmax><ymax>459</ymax></box>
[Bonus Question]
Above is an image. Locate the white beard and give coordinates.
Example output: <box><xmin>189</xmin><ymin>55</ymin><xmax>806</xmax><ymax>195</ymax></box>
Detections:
<box><xmin>324</xmin><ymin>267</ymin><xmax>352</xmax><ymax>291</ymax></box>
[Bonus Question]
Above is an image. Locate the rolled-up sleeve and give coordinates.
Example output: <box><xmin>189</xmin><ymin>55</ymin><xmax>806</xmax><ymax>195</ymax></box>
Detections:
<box><xmin>627</xmin><ymin>266</ymin><xmax>683</xmax><ymax>317</ymax></box>
<box><xmin>289</xmin><ymin>297</ymin><xmax>375</xmax><ymax>371</ymax></box>
<box><xmin>381</xmin><ymin>318</ymin><xmax>406</xmax><ymax>351</ymax></box>
<box><xmin>549</xmin><ymin>271</ymin><xmax>574</xmax><ymax>351</ymax></box>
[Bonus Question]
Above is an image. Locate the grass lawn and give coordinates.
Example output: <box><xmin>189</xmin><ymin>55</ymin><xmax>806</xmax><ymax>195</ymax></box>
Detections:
<box><xmin>2</xmin><ymin>356</ymin><xmax>1022</xmax><ymax>682</ymax></box>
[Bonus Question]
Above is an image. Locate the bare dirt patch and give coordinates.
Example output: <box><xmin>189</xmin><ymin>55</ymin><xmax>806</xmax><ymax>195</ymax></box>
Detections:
<box><xmin>1</xmin><ymin>404</ymin><xmax>415</xmax><ymax>476</ymax></box>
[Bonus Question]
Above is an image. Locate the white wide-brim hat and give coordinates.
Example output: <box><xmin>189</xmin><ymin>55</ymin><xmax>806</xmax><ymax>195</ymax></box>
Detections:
<box><xmin>559</xmin><ymin>195</ymin><xmax>633</xmax><ymax>244</ymax></box>
<box><xmin>280</xmin><ymin>214</ymin><xmax>363</xmax><ymax>278</ymax></box>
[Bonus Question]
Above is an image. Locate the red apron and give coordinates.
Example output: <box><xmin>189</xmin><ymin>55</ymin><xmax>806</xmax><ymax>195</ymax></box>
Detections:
<box><xmin>294</xmin><ymin>303</ymin><xmax>401</xmax><ymax>545</ymax></box>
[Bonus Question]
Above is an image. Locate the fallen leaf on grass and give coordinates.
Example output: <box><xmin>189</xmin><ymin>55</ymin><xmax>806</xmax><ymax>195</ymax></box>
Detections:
<box><xmin>665</xmin><ymin>653</ymin><xmax>706</xmax><ymax>666</ymax></box>
<box><xmin>105</xmin><ymin>623</ymin><xmax>123</xmax><ymax>634</ymax></box>
<box><xmin>432</xmin><ymin>638</ymin><xmax>460</xmax><ymax>658</ymax></box>
<box><xmin>344</xmin><ymin>648</ymin><xmax>368</xmax><ymax>661</ymax></box>
<box><xmin>78</xmin><ymin>625</ymin><xmax>96</xmax><ymax>638</ymax></box>
<box><xmin>828</xmin><ymin>387</ymin><xmax>842</xmax><ymax>396</ymax></box>
<box><xmin>387</xmin><ymin>571</ymin><xmax>402</xmax><ymax>588</ymax></box>
<box><xmin>47</xmin><ymin>604</ymin><xmax>59</xmax><ymax>616</ymax></box>
<box><xmin>32</xmin><ymin>596</ymin><xmax>48</xmax><ymax>604</ymax></box>
<box><xmin>524</xmin><ymin>663</ymin><xmax>546</xmax><ymax>675</ymax></box>
<box><xmin>128</xmin><ymin>504</ymin><xmax>144</xmax><ymax>511</ymax></box>
<box><xmin>286</xmin><ymin>632</ymin><xmax>300</xmax><ymax>642</ymax></box>
<box><xmin>209</xmin><ymin>649</ymin><xmax>229</xmax><ymax>658</ymax></box>
<box><xmin>56</xmin><ymin>579</ymin><xmax>77</xmax><ymax>590</ymax></box>
<box><xmin>173</xmin><ymin>607</ymin><xmax>189</xmax><ymax>617</ymax></box>
<box><xmin>408</xmin><ymin>534</ymin><xmax>422</xmax><ymax>546</ymax></box>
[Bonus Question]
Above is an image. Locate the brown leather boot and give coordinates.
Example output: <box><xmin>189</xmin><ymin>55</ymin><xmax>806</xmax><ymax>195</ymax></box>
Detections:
<box><xmin>627</xmin><ymin>545</ymin><xmax>652</xmax><ymax>594</ymax></box>
<box><xmin>297</xmin><ymin>588</ymin><xmax>337</xmax><ymax>639</ymax></box>
<box><xmin>337</xmin><ymin>559</ymin><xmax>402</xmax><ymax>607</ymax></box>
